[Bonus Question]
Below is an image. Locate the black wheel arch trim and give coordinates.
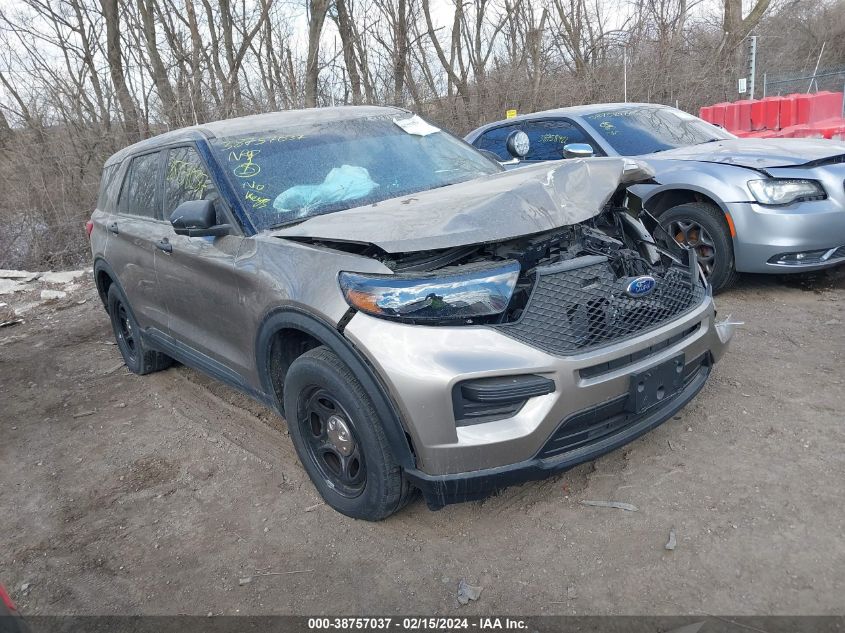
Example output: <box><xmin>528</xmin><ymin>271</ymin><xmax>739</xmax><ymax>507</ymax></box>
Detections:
<box><xmin>93</xmin><ymin>258</ymin><xmax>142</xmax><ymax>328</ymax></box>
<box><xmin>93</xmin><ymin>257</ymin><xmax>118</xmax><ymax>309</ymax></box>
<box><xmin>255</xmin><ymin>307</ymin><xmax>417</xmax><ymax>471</ymax></box>
<box><xmin>640</xmin><ymin>183</ymin><xmax>732</xmax><ymax>216</ymax></box>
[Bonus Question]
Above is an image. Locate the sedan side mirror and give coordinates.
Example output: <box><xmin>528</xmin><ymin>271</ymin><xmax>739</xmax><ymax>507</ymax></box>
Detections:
<box><xmin>170</xmin><ymin>199</ymin><xmax>231</xmax><ymax>237</ymax></box>
<box><xmin>563</xmin><ymin>143</ymin><xmax>594</xmax><ymax>159</ymax></box>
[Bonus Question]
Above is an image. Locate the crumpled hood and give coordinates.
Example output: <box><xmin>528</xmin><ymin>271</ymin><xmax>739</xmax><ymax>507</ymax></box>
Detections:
<box><xmin>649</xmin><ymin>138</ymin><xmax>845</xmax><ymax>169</ymax></box>
<box><xmin>270</xmin><ymin>157</ymin><xmax>651</xmax><ymax>253</ymax></box>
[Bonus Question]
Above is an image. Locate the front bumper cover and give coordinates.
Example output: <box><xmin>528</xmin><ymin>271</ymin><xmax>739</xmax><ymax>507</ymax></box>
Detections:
<box><xmin>730</xmin><ymin>200</ymin><xmax>845</xmax><ymax>274</ymax></box>
<box><xmin>405</xmin><ymin>356</ymin><xmax>711</xmax><ymax>509</ymax></box>
<box><xmin>345</xmin><ymin>295</ymin><xmax>731</xmax><ymax>477</ymax></box>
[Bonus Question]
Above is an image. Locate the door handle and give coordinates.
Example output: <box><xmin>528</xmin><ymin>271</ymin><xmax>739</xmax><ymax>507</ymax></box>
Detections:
<box><xmin>155</xmin><ymin>238</ymin><xmax>173</xmax><ymax>253</ymax></box>
<box><xmin>108</xmin><ymin>221</ymin><xmax>119</xmax><ymax>234</ymax></box>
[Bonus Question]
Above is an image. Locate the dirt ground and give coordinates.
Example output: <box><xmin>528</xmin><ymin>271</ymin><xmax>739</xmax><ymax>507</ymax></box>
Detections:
<box><xmin>1</xmin><ymin>268</ymin><xmax>844</xmax><ymax>616</ymax></box>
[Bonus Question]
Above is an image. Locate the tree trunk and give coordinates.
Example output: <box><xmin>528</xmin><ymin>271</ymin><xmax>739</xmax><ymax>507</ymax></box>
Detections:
<box><xmin>100</xmin><ymin>0</ymin><xmax>141</xmax><ymax>142</ymax></box>
<box><xmin>305</xmin><ymin>0</ymin><xmax>330</xmax><ymax>108</ymax></box>
<box><xmin>136</xmin><ymin>0</ymin><xmax>180</xmax><ymax>126</ymax></box>
<box><xmin>334</xmin><ymin>0</ymin><xmax>363</xmax><ymax>105</ymax></box>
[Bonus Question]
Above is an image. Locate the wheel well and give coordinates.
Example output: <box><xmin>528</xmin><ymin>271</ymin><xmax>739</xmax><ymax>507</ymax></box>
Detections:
<box><xmin>256</xmin><ymin>309</ymin><xmax>417</xmax><ymax>470</ymax></box>
<box><xmin>95</xmin><ymin>268</ymin><xmax>113</xmax><ymax>308</ymax></box>
<box><xmin>268</xmin><ymin>328</ymin><xmax>322</xmax><ymax>410</ymax></box>
<box><xmin>646</xmin><ymin>189</ymin><xmax>722</xmax><ymax>217</ymax></box>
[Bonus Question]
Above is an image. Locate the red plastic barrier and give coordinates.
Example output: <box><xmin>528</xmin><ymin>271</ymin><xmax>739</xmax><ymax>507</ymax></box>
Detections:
<box><xmin>810</xmin><ymin>118</ymin><xmax>845</xmax><ymax>139</ymax></box>
<box><xmin>700</xmin><ymin>92</ymin><xmax>844</xmax><ymax>132</ymax></box>
<box><xmin>736</xmin><ymin>100</ymin><xmax>753</xmax><ymax>132</ymax></box>
<box><xmin>779</xmin><ymin>96</ymin><xmax>798</xmax><ymax>128</ymax></box>
<box><xmin>808</xmin><ymin>91</ymin><xmax>843</xmax><ymax>123</ymax></box>
<box><xmin>745</xmin><ymin>129</ymin><xmax>778</xmax><ymax>138</ymax></box>
<box><xmin>762</xmin><ymin>97</ymin><xmax>781</xmax><ymax>130</ymax></box>
<box><xmin>723</xmin><ymin>102</ymin><xmax>741</xmax><ymax>131</ymax></box>
<box><xmin>750</xmin><ymin>100</ymin><xmax>766</xmax><ymax>130</ymax></box>
<box><xmin>771</xmin><ymin>124</ymin><xmax>808</xmax><ymax>138</ymax></box>
<box><xmin>795</xmin><ymin>94</ymin><xmax>814</xmax><ymax>125</ymax></box>
<box><xmin>710</xmin><ymin>103</ymin><xmax>728</xmax><ymax>127</ymax></box>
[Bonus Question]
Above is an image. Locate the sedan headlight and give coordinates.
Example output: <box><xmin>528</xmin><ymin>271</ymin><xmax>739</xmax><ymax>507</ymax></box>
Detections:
<box><xmin>747</xmin><ymin>179</ymin><xmax>826</xmax><ymax>205</ymax></box>
<box><xmin>339</xmin><ymin>261</ymin><xmax>520</xmax><ymax>323</ymax></box>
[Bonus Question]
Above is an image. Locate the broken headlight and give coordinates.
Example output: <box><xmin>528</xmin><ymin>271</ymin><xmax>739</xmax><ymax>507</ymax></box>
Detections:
<box><xmin>339</xmin><ymin>261</ymin><xmax>520</xmax><ymax>323</ymax></box>
<box><xmin>747</xmin><ymin>179</ymin><xmax>826</xmax><ymax>205</ymax></box>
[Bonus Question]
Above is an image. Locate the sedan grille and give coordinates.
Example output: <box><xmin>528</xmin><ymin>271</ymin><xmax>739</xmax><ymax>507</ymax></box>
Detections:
<box><xmin>493</xmin><ymin>255</ymin><xmax>706</xmax><ymax>356</ymax></box>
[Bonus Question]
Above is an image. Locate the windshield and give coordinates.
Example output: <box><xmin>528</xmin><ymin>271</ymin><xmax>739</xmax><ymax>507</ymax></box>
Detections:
<box><xmin>583</xmin><ymin>106</ymin><xmax>734</xmax><ymax>156</ymax></box>
<box><xmin>210</xmin><ymin>115</ymin><xmax>501</xmax><ymax>231</ymax></box>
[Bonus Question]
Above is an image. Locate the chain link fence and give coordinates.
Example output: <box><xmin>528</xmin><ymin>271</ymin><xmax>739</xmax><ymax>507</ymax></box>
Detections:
<box><xmin>762</xmin><ymin>66</ymin><xmax>845</xmax><ymax>100</ymax></box>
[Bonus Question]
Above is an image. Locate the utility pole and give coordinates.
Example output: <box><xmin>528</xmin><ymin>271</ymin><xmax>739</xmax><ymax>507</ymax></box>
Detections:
<box><xmin>747</xmin><ymin>35</ymin><xmax>757</xmax><ymax>100</ymax></box>
<box><xmin>623</xmin><ymin>44</ymin><xmax>627</xmax><ymax>103</ymax></box>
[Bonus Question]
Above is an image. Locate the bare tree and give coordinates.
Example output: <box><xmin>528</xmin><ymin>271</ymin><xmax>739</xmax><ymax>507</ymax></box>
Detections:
<box><xmin>101</xmin><ymin>0</ymin><xmax>142</xmax><ymax>141</ymax></box>
<box><xmin>305</xmin><ymin>0</ymin><xmax>330</xmax><ymax>107</ymax></box>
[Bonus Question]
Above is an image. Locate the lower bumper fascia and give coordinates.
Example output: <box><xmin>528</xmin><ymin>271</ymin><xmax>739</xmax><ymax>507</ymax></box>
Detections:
<box><xmin>405</xmin><ymin>358</ymin><xmax>712</xmax><ymax>510</ymax></box>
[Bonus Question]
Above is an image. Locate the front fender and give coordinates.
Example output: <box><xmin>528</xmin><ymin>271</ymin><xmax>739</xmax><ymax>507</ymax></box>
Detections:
<box><xmin>254</xmin><ymin>307</ymin><xmax>417</xmax><ymax>471</ymax></box>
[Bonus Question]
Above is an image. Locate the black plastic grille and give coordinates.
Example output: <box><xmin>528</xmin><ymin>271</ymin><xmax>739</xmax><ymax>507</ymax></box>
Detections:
<box><xmin>538</xmin><ymin>355</ymin><xmax>709</xmax><ymax>459</ymax></box>
<box><xmin>495</xmin><ymin>256</ymin><xmax>706</xmax><ymax>356</ymax></box>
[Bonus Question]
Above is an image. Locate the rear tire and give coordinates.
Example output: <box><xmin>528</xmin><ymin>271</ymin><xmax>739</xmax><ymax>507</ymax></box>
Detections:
<box><xmin>284</xmin><ymin>346</ymin><xmax>412</xmax><ymax>521</ymax></box>
<box><xmin>107</xmin><ymin>284</ymin><xmax>172</xmax><ymax>375</ymax></box>
<box><xmin>659</xmin><ymin>202</ymin><xmax>739</xmax><ymax>293</ymax></box>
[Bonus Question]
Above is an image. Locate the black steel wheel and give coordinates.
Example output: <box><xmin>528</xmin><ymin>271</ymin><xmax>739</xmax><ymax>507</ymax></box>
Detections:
<box><xmin>284</xmin><ymin>346</ymin><xmax>413</xmax><ymax>520</ymax></box>
<box><xmin>115</xmin><ymin>301</ymin><xmax>138</xmax><ymax>364</ymax></box>
<box><xmin>107</xmin><ymin>284</ymin><xmax>172</xmax><ymax>375</ymax></box>
<box><xmin>299</xmin><ymin>387</ymin><xmax>366</xmax><ymax>498</ymax></box>
<box><xmin>659</xmin><ymin>202</ymin><xmax>739</xmax><ymax>293</ymax></box>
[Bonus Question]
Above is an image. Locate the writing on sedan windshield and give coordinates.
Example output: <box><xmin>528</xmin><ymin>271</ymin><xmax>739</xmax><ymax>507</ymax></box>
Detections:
<box><xmin>585</xmin><ymin>107</ymin><xmax>731</xmax><ymax>156</ymax></box>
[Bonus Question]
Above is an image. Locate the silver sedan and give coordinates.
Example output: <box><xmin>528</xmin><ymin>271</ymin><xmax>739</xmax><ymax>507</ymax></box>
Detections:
<box><xmin>466</xmin><ymin>103</ymin><xmax>845</xmax><ymax>292</ymax></box>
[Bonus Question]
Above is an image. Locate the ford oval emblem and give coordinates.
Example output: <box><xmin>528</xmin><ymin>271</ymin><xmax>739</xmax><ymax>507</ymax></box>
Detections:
<box><xmin>626</xmin><ymin>276</ymin><xmax>656</xmax><ymax>297</ymax></box>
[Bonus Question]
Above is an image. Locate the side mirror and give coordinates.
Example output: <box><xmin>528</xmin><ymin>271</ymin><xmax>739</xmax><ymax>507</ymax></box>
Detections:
<box><xmin>563</xmin><ymin>143</ymin><xmax>594</xmax><ymax>159</ymax></box>
<box><xmin>477</xmin><ymin>149</ymin><xmax>503</xmax><ymax>164</ymax></box>
<box><xmin>170</xmin><ymin>199</ymin><xmax>231</xmax><ymax>237</ymax></box>
<box><xmin>506</xmin><ymin>130</ymin><xmax>530</xmax><ymax>159</ymax></box>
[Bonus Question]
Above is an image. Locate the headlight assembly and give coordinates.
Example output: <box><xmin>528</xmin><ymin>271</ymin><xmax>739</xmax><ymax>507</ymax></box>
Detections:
<box><xmin>339</xmin><ymin>261</ymin><xmax>520</xmax><ymax>324</ymax></box>
<box><xmin>747</xmin><ymin>178</ymin><xmax>826</xmax><ymax>205</ymax></box>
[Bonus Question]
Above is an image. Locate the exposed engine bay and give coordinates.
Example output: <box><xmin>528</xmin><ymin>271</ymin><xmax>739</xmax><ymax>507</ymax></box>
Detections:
<box><xmin>280</xmin><ymin>157</ymin><xmax>707</xmax><ymax>356</ymax></box>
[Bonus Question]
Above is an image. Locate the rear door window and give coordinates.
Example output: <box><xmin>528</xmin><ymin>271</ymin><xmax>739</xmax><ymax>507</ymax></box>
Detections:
<box><xmin>118</xmin><ymin>152</ymin><xmax>162</xmax><ymax>219</ymax></box>
<box><xmin>97</xmin><ymin>164</ymin><xmax>120</xmax><ymax>212</ymax></box>
<box><xmin>474</xmin><ymin>124</ymin><xmax>519</xmax><ymax>161</ymax></box>
<box><xmin>163</xmin><ymin>146</ymin><xmax>221</xmax><ymax>220</ymax></box>
<box><xmin>522</xmin><ymin>120</ymin><xmax>596</xmax><ymax>161</ymax></box>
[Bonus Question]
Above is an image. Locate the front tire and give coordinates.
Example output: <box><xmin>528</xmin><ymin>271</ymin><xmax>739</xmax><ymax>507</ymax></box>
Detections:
<box><xmin>107</xmin><ymin>284</ymin><xmax>172</xmax><ymax>375</ymax></box>
<box><xmin>659</xmin><ymin>202</ymin><xmax>739</xmax><ymax>293</ymax></box>
<box><xmin>284</xmin><ymin>346</ymin><xmax>412</xmax><ymax>520</ymax></box>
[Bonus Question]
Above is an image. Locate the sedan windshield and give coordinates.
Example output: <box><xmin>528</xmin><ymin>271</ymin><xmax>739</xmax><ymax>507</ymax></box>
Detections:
<box><xmin>210</xmin><ymin>115</ymin><xmax>501</xmax><ymax>231</ymax></box>
<box><xmin>583</xmin><ymin>106</ymin><xmax>734</xmax><ymax>156</ymax></box>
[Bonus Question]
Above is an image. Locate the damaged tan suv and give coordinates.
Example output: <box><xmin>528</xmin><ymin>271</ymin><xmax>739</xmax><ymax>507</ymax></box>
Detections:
<box><xmin>89</xmin><ymin>106</ymin><xmax>735</xmax><ymax>520</ymax></box>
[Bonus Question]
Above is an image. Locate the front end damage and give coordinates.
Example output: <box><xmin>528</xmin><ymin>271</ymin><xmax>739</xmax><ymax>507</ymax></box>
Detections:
<box><xmin>279</xmin><ymin>159</ymin><xmax>734</xmax><ymax>507</ymax></box>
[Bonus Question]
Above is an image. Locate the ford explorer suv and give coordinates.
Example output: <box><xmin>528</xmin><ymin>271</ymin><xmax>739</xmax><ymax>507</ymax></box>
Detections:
<box><xmin>467</xmin><ymin>103</ymin><xmax>845</xmax><ymax>292</ymax></box>
<box><xmin>89</xmin><ymin>106</ymin><xmax>735</xmax><ymax>520</ymax></box>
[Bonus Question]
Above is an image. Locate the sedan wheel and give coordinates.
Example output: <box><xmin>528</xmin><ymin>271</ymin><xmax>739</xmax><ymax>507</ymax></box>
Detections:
<box><xmin>658</xmin><ymin>202</ymin><xmax>739</xmax><ymax>293</ymax></box>
<box><xmin>667</xmin><ymin>219</ymin><xmax>717</xmax><ymax>276</ymax></box>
